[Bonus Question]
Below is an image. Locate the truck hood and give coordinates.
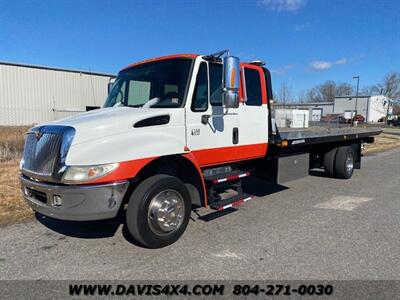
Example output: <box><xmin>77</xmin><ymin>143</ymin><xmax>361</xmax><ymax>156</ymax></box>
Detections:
<box><xmin>49</xmin><ymin>107</ymin><xmax>183</xmax><ymax>145</ymax></box>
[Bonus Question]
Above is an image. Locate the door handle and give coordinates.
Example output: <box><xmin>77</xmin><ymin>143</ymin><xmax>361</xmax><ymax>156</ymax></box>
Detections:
<box><xmin>233</xmin><ymin>127</ymin><xmax>239</xmax><ymax>144</ymax></box>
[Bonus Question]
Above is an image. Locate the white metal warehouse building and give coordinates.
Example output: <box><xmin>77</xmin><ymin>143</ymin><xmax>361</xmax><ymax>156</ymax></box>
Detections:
<box><xmin>0</xmin><ymin>61</ymin><xmax>115</xmax><ymax>125</ymax></box>
<box><xmin>274</xmin><ymin>95</ymin><xmax>392</xmax><ymax>123</ymax></box>
<box><xmin>333</xmin><ymin>95</ymin><xmax>392</xmax><ymax>123</ymax></box>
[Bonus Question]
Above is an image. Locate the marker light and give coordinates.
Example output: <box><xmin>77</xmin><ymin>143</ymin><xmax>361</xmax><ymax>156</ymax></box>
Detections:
<box><xmin>52</xmin><ymin>195</ymin><xmax>62</xmax><ymax>207</ymax></box>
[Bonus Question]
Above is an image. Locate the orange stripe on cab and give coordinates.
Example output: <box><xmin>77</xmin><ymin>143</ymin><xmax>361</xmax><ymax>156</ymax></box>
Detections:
<box><xmin>192</xmin><ymin>143</ymin><xmax>268</xmax><ymax>167</ymax></box>
<box><xmin>80</xmin><ymin>157</ymin><xmax>157</xmax><ymax>185</ymax></box>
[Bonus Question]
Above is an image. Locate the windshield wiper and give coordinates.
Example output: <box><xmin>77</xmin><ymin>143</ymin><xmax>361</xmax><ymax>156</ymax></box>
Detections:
<box><xmin>127</xmin><ymin>104</ymin><xmax>143</xmax><ymax>108</ymax></box>
<box><xmin>142</xmin><ymin>98</ymin><xmax>160</xmax><ymax>108</ymax></box>
<box><xmin>125</xmin><ymin>97</ymin><xmax>160</xmax><ymax>108</ymax></box>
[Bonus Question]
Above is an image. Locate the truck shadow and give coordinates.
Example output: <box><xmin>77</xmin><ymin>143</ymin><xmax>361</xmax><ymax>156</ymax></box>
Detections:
<box><xmin>241</xmin><ymin>177</ymin><xmax>288</xmax><ymax>197</ymax></box>
<box><xmin>34</xmin><ymin>177</ymin><xmax>289</xmax><ymax>246</ymax></box>
<box><xmin>196</xmin><ymin>178</ymin><xmax>288</xmax><ymax>222</ymax></box>
<box><xmin>309</xmin><ymin>169</ymin><xmax>329</xmax><ymax>178</ymax></box>
<box><xmin>35</xmin><ymin>212</ymin><xmax>147</xmax><ymax>247</ymax></box>
<box><xmin>35</xmin><ymin>212</ymin><xmax>124</xmax><ymax>239</ymax></box>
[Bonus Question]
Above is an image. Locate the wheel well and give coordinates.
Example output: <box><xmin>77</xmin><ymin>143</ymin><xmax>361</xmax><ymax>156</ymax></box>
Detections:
<box><xmin>310</xmin><ymin>141</ymin><xmax>361</xmax><ymax>169</ymax></box>
<box><xmin>125</xmin><ymin>155</ymin><xmax>205</xmax><ymax>207</ymax></box>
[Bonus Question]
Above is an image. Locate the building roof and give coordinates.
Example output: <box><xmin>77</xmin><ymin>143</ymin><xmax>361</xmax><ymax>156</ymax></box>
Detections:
<box><xmin>274</xmin><ymin>102</ymin><xmax>333</xmax><ymax>106</ymax></box>
<box><xmin>334</xmin><ymin>95</ymin><xmax>371</xmax><ymax>99</ymax></box>
<box><xmin>0</xmin><ymin>60</ymin><xmax>115</xmax><ymax>78</ymax></box>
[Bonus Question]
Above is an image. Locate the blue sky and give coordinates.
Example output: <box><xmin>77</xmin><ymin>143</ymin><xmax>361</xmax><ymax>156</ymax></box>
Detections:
<box><xmin>1</xmin><ymin>0</ymin><xmax>399</xmax><ymax>97</ymax></box>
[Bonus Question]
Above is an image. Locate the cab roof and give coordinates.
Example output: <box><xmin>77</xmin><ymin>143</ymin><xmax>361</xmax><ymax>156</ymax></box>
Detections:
<box><xmin>121</xmin><ymin>54</ymin><xmax>199</xmax><ymax>72</ymax></box>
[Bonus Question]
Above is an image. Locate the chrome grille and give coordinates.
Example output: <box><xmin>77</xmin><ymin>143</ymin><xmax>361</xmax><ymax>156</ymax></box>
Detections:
<box><xmin>22</xmin><ymin>131</ymin><xmax>62</xmax><ymax>176</ymax></box>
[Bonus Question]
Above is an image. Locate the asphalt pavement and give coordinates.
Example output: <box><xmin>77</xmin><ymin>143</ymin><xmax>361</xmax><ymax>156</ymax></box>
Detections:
<box><xmin>0</xmin><ymin>148</ymin><xmax>399</xmax><ymax>280</ymax></box>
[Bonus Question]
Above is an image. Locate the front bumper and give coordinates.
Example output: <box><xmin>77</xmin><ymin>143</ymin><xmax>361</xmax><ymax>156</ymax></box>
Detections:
<box><xmin>20</xmin><ymin>175</ymin><xmax>129</xmax><ymax>221</ymax></box>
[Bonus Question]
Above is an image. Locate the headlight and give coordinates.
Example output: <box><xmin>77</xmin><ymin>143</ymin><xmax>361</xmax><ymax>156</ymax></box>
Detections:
<box><xmin>62</xmin><ymin>163</ymin><xmax>119</xmax><ymax>183</ymax></box>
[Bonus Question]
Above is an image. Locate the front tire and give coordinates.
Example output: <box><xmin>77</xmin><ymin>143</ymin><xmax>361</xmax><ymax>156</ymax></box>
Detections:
<box><xmin>126</xmin><ymin>175</ymin><xmax>192</xmax><ymax>248</ymax></box>
<box><xmin>334</xmin><ymin>146</ymin><xmax>355</xmax><ymax>179</ymax></box>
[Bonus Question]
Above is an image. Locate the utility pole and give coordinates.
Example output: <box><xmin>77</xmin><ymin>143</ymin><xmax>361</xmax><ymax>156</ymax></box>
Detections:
<box><xmin>353</xmin><ymin>76</ymin><xmax>360</xmax><ymax>116</ymax></box>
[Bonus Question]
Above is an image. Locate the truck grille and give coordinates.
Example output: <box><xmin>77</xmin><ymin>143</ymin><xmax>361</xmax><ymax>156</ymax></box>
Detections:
<box><xmin>22</xmin><ymin>132</ymin><xmax>63</xmax><ymax>177</ymax></box>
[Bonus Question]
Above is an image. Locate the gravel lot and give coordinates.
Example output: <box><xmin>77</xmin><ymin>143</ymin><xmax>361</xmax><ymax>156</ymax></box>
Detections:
<box><xmin>0</xmin><ymin>148</ymin><xmax>399</xmax><ymax>280</ymax></box>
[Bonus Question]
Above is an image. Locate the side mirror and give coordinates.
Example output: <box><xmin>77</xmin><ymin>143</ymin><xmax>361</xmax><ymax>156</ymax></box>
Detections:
<box><xmin>222</xmin><ymin>56</ymin><xmax>240</xmax><ymax>108</ymax></box>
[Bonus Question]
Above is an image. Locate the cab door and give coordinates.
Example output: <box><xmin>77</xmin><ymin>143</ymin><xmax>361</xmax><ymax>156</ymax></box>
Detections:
<box><xmin>237</xmin><ymin>64</ymin><xmax>269</xmax><ymax>155</ymax></box>
<box><xmin>185</xmin><ymin>58</ymin><xmax>267</xmax><ymax>167</ymax></box>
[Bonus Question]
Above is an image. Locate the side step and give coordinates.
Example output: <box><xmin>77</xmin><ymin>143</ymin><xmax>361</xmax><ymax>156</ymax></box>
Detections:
<box><xmin>210</xmin><ymin>193</ymin><xmax>254</xmax><ymax>211</ymax></box>
<box><xmin>205</xmin><ymin>170</ymin><xmax>250</xmax><ymax>184</ymax></box>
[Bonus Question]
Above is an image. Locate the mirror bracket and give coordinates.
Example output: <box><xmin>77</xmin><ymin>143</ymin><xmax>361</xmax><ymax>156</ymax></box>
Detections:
<box><xmin>201</xmin><ymin>115</ymin><xmax>210</xmax><ymax>125</ymax></box>
<box><xmin>201</xmin><ymin>109</ymin><xmax>236</xmax><ymax>125</ymax></box>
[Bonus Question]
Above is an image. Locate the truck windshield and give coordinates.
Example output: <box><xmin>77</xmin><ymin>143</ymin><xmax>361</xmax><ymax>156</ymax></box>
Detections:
<box><xmin>104</xmin><ymin>59</ymin><xmax>192</xmax><ymax>108</ymax></box>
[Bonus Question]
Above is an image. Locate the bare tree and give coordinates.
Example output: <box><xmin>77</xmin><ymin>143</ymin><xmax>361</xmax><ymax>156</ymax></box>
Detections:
<box><xmin>302</xmin><ymin>81</ymin><xmax>354</xmax><ymax>103</ymax></box>
<box><xmin>305</xmin><ymin>87</ymin><xmax>320</xmax><ymax>103</ymax></box>
<box><xmin>272</xmin><ymin>91</ymin><xmax>278</xmax><ymax>102</ymax></box>
<box><xmin>277</xmin><ymin>82</ymin><xmax>293</xmax><ymax>105</ymax></box>
<box><xmin>380</xmin><ymin>72</ymin><xmax>400</xmax><ymax>99</ymax></box>
<box><xmin>304</xmin><ymin>81</ymin><xmax>336</xmax><ymax>103</ymax></box>
<box><xmin>297</xmin><ymin>90</ymin><xmax>307</xmax><ymax>104</ymax></box>
<box><xmin>361</xmin><ymin>85</ymin><xmax>381</xmax><ymax>96</ymax></box>
<box><xmin>299</xmin><ymin>72</ymin><xmax>400</xmax><ymax>105</ymax></box>
<box><xmin>336</xmin><ymin>83</ymin><xmax>354</xmax><ymax>96</ymax></box>
<box><xmin>362</xmin><ymin>73</ymin><xmax>400</xmax><ymax>98</ymax></box>
<box><xmin>318</xmin><ymin>80</ymin><xmax>336</xmax><ymax>102</ymax></box>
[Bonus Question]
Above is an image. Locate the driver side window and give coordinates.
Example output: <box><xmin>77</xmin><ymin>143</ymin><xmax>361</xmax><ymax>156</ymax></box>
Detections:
<box><xmin>191</xmin><ymin>62</ymin><xmax>208</xmax><ymax>112</ymax></box>
<box><xmin>209</xmin><ymin>63</ymin><xmax>223</xmax><ymax>106</ymax></box>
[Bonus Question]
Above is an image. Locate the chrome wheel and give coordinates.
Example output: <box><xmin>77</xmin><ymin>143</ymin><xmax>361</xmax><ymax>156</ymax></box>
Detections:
<box><xmin>147</xmin><ymin>189</ymin><xmax>185</xmax><ymax>235</ymax></box>
<box><xmin>346</xmin><ymin>154</ymin><xmax>354</xmax><ymax>173</ymax></box>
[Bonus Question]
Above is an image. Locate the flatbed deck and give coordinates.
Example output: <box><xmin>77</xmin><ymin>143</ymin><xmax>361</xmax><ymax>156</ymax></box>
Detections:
<box><xmin>273</xmin><ymin>125</ymin><xmax>382</xmax><ymax>146</ymax></box>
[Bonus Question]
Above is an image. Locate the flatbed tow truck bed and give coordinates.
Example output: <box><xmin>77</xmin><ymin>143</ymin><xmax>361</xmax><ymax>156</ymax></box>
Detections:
<box><xmin>272</xmin><ymin>125</ymin><xmax>382</xmax><ymax>146</ymax></box>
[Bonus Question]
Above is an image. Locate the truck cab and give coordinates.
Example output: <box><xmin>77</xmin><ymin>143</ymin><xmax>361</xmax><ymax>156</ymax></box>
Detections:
<box><xmin>20</xmin><ymin>51</ymin><xmax>380</xmax><ymax>248</ymax></box>
<box><xmin>103</xmin><ymin>53</ymin><xmax>270</xmax><ymax>166</ymax></box>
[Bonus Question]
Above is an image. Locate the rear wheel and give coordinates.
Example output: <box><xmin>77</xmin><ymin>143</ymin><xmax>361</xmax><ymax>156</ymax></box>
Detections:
<box><xmin>334</xmin><ymin>146</ymin><xmax>354</xmax><ymax>179</ymax></box>
<box><xmin>126</xmin><ymin>174</ymin><xmax>191</xmax><ymax>248</ymax></box>
<box><xmin>323</xmin><ymin>148</ymin><xmax>338</xmax><ymax>177</ymax></box>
